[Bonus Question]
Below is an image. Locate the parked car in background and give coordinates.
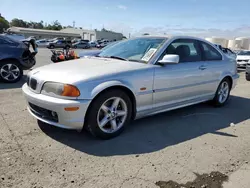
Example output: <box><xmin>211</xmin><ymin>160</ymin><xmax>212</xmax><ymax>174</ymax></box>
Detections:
<box><xmin>225</xmin><ymin>48</ymin><xmax>236</xmax><ymax>57</ymax></box>
<box><xmin>236</xmin><ymin>50</ymin><xmax>250</xmax><ymax>68</ymax></box>
<box><xmin>72</xmin><ymin>41</ymin><xmax>90</xmax><ymax>49</ymax></box>
<box><xmin>78</xmin><ymin>41</ymin><xmax>119</xmax><ymax>57</ymax></box>
<box><xmin>89</xmin><ymin>41</ymin><xmax>98</xmax><ymax>47</ymax></box>
<box><xmin>47</xmin><ymin>40</ymin><xmax>72</xmax><ymax>49</ymax></box>
<box><xmin>71</xmin><ymin>38</ymin><xmax>81</xmax><ymax>43</ymax></box>
<box><xmin>96</xmin><ymin>41</ymin><xmax>110</xmax><ymax>48</ymax></box>
<box><xmin>0</xmin><ymin>35</ymin><xmax>37</xmax><ymax>83</ymax></box>
<box><xmin>221</xmin><ymin>48</ymin><xmax>237</xmax><ymax>59</ymax></box>
<box><xmin>22</xmin><ymin>36</ymin><xmax>238</xmax><ymax>139</ymax></box>
<box><xmin>213</xmin><ymin>44</ymin><xmax>235</xmax><ymax>59</ymax></box>
<box><xmin>36</xmin><ymin>39</ymin><xmax>49</xmax><ymax>47</ymax></box>
<box><xmin>245</xmin><ymin>63</ymin><xmax>250</xmax><ymax>81</ymax></box>
<box><xmin>81</xmin><ymin>39</ymin><xmax>90</xmax><ymax>43</ymax></box>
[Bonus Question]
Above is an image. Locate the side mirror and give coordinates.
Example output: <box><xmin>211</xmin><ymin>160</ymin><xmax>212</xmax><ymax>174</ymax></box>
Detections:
<box><xmin>158</xmin><ymin>54</ymin><xmax>179</xmax><ymax>65</ymax></box>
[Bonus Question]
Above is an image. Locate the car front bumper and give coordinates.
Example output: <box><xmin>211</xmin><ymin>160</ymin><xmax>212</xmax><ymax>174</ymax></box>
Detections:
<box><xmin>22</xmin><ymin>83</ymin><xmax>91</xmax><ymax>130</ymax></box>
<box><xmin>237</xmin><ymin>61</ymin><xmax>248</xmax><ymax>68</ymax></box>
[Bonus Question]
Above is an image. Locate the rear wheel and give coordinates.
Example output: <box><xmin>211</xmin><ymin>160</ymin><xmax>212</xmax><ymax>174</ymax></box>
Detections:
<box><xmin>0</xmin><ymin>60</ymin><xmax>23</xmax><ymax>83</ymax></box>
<box><xmin>50</xmin><ymin>45</ymin><xmax>55</xmax><ymax>49</ymax></box>
<box><xmin>86</xmin><ymin>89</ymin><xmax>132</xmax><ymax>139</ymax></box>
<box><xmin>212</xmin><ymin>78</ymin><xmax>231</xmax><ymax>107</ymax></box>
<box><xmin>246</xmin><ymin>73</ymin><xmax>250</xmax><ymax>81</ymax></box>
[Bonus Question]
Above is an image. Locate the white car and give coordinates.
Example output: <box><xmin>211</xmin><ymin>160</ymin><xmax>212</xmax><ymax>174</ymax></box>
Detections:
<box><xmin>36</xmin><ymin>39</ymin><xmax>49</xmax><ymax>47</ymax></box>
<box><xmin>236</xmin><ymin>50</ymin><xmax>250</xmax><ymax>68</ymax></box>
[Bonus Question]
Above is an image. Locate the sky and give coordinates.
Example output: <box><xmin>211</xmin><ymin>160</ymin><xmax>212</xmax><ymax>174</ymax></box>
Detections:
<box><xmin>1</xmin><ymin>0</ymin><xmax>250</xmax><ymax>38</ymax></box>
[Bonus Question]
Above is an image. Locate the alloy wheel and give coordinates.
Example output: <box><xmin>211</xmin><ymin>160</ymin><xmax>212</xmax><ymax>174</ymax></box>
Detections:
<box><xmin>218</xmin><ymin>81</ymin><xmax>229</xmax><ymax>104</ymax></box>
<box><xmin>97</xmin><ymin>97</ymin><xmax>128</xmax><ymax>133</ymax></box>
<box><xmin>0</xmin><ymin>64</ymin><xmax>20</xmax><ymax>81</ymax></box>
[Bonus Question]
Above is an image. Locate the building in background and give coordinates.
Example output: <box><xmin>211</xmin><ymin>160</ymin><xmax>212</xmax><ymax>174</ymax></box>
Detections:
<box><xmin>205</xmin><ymin>37</ymin><xmax>250</xmax><ymax>50</ymax></box>
<box><xmin>60</xmin><ymin>28</ymin><xmax>95</xmax><ymax>41</ymax></box>
<box><xmin>234</xmin><ymin>37</ymin><xmax>250</xmax><ymax>50</ymax></box>
<box><xmin>61</xmin><ymin>28</ymin><xmax>123</xmax><ymax>41</ymax></box>
<box><xmin>6</xmin><ymin>27</ymin><xmax>124</xmax><ymax>41</ymax></box>
<box><xmin>205</xmin><ymin>37</ymin><xmax>228</xmax><ymax>48</ymax></box>
<box><xmin>228</xmin><ymin>39</ymin><xmax>243</xmax><ymax>50</ymax></box>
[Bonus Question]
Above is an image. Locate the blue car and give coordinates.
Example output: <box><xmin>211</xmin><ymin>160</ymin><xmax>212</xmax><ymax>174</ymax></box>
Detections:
<box><xmin>0</xmin><ymin>35</ymin><xmax>37</xmax><ymax>83</ymax></box>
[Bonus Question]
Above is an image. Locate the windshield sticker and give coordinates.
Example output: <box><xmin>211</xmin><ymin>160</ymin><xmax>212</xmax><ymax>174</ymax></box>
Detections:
<box><xmin>141</xmin><ymin>48</ymin><xmax>157</xmax><ymax>61</ymax></box>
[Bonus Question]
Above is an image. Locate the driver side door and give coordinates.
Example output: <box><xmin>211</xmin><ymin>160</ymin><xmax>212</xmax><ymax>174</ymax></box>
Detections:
<box><xmin>153</xmin><ymin>39</ymin><xmax>210</xmax><ymax>110</ymax></box>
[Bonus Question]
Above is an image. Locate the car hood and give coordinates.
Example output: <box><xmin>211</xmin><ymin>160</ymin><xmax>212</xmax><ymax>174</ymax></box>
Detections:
<box><xmin>78</xmin><ymin>50</ymin><xmax>101</xmax><ymax>57</ymax></box>
<box><xmin>236</xmin><ymin>55</ymin><xmax>250</xmax><ymax>60</ymax></box>
<box><xmin>29</xmin><ymin>57</ymin><xmax>151</xmax><ymax>84</ymax></box>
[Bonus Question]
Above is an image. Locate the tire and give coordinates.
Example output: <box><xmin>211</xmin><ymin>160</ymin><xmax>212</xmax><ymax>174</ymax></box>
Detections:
<box><xmin>50</xmin><ymin>45</ymin><xmax>55</xmax><ymax>49</ymax></box>
<box><xmin>86</xmin><ymin>89</ymin><xmax>132</xmax><ymax>139</ymax></box>
<box><xmin>212</xmin><ymin>78</ymin><xmax>231</xmax><ymax>107</ymax></box>
<box><xmin>0</xmin><ymin>60</ymin><xmax>23</xmax><ymax>83</ymax></box>
<box><xmin>246</xmin><ymin>73</ymin><xmax>250</xmax><ymax>81</ymax></box>
<box><xmin>65</xmin><ymin>46</ymin><xmax>70</xmax><ymax>50</ymax></box>
<box><xmin>73</xmin><ymin>45</ymin><xmax>77</xmax><ymax>49</ymax></box>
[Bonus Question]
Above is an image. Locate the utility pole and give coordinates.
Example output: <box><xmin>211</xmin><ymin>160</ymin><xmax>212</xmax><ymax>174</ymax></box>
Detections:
<box><xmin>73</xmin><ymin>21</ymin><xmax>75</xmax><ymax>28</ymax></box>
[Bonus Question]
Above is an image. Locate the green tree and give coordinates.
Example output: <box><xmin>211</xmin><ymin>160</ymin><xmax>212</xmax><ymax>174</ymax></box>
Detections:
<box><xmin>10</xmin><ymin>18</ymin><xmax>27</xmax><ymax>27</ymax></box>
<box><xmin>45</xmin><ymin>20</ymin><xmax>62</xmax><ymax>30</ymax></box>
<box><xmin>143</xmin><ymin>33</ymin><xmax>149</xmax><ymax>35</ymax></box>
<box><xmin>0</xmin><ymin>15</ymin><xmax>9</xmax><ymax>33</ymax></box>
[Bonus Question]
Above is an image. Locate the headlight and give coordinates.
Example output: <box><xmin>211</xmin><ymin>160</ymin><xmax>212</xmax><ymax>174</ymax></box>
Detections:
<box><xmin>41</xmin><ymin>82</ymin><xmax>80</xmax><ymax>97</ymax></box>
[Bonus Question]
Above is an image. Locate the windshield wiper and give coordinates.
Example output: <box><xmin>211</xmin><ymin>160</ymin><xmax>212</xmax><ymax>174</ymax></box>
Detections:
<box><xmin>109</xmin><ymin>56</ymin><xmax>128</xmax><ymax>61</ymax></box>
<box><xmin>97</xmin><ymin>55</ymin><xmax>127</xmax><ymax>61</ymax></box>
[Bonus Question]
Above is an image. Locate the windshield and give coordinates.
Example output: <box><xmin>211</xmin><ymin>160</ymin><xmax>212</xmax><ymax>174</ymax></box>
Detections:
<box><xmin>238</xmin><ymin>51</ymin><xmax>250</xmax><ymax>55</ymax></box>
<box><xmin>101</xmin><ymin>42</ymin><xmax>119</xmax><ymax>50</ymax></box>
<box><xmin>98</xmin><ymin>37</ymin><xmax>166</xmax><ymax>63</ymax></box>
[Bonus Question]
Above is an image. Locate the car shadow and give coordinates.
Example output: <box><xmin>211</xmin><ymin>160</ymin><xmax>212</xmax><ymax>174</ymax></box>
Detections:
<box><xmin>0</xmin><ymin>75</ymin><xmax>27</xmax><ymax>90</ymax></box>
<box><xmin>38</xmin><ymin>95</ymin><xmax>250</xmax><ymax>156</ymax></box>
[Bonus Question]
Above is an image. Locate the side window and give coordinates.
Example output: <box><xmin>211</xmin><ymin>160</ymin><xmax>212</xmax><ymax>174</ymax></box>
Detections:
<box><xmin>161</xmin><ymin>39</ymin><xmax>202</xmax><ymax>62</ymax></box>
<box><xmin>201</xmin><ymin>42</ymin><xmax>222</xmax><ymax>61</ymax></box>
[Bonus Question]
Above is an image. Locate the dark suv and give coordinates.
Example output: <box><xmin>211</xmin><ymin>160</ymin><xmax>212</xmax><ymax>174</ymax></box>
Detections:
<box><xmin>47</xmin><ymin>39</ymin><xmax>72</xmax><ymax>49</ymax></box>
<box><xmin>0</xmin><ymin>35</ymin><xmax>37</xmax><ymax>83</ymax></box>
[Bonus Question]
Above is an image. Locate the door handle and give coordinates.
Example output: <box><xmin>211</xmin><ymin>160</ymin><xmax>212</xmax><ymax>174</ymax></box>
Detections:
<box><xmin>199</xmin><ymin>65</ymin><xmax>207</xmax><ymax>70</ymax></box>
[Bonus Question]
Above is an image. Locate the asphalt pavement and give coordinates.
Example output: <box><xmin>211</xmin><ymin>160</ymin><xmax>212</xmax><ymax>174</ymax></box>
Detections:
<box><xmin>0</xmin><ymin>49</ymin><xmax>250</xmax><ymax>188</ymax></box>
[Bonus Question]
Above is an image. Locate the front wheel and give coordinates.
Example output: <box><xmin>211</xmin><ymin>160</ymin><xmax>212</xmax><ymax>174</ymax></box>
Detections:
<box><xmin>212</xmin><ymin>78</ymin><xmax>231</xmax><ymax>107</ymax></box>
<box><xmin>86</xmin><ymin>89</ymin><xmax>132</xmax><ymax>139</ymax></box>
<box><xmin>0</xmin><ymin>61</ymin><xmax>23</xmax><ymax>83</ymax></box>
<box><xmin>246</xmin><ymin>73</ymin><xmax>250</xmax><ymax>81</ymax></box>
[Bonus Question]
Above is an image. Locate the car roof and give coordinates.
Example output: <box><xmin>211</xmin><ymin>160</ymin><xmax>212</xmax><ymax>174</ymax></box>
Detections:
<box><xmin>134</xmin><ymin>35</ymin><xmax>210</xmax><ymax>42</ymax></box>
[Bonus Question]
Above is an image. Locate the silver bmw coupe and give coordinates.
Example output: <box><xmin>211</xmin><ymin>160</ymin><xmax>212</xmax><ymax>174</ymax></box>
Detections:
<box><xmin>22</xmin><ymin>36</ymin><xmax>239</xmax><ymax>139</ymax></box>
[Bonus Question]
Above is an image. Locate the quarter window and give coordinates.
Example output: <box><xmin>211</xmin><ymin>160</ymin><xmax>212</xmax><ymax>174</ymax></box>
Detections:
<box><xmin>161</xmin><ymin>39</ymin><xmax>202</xmax><ymax>62</ymax></box>
<box><xmin>201</xmin><ymin>42</ymin><xmax>222</xmax><ymax>61</ymax></box>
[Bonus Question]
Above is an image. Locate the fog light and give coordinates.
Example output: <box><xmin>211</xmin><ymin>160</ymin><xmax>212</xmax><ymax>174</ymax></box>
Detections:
<box><xmin>51</xmin><ymin>111</ymin><xmax>57</xmax><ymax>117</ymax></box>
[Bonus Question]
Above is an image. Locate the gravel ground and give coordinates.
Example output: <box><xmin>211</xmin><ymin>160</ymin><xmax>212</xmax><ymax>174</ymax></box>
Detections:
<box><xmin>0</xmin><ymin>50</ymin><xmax>250</xmax><ymax>188</ymax></box>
